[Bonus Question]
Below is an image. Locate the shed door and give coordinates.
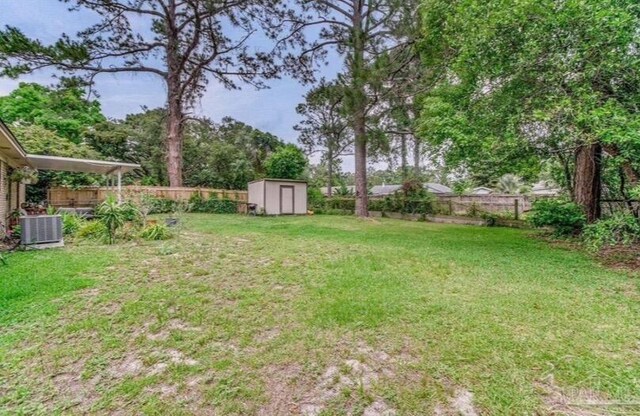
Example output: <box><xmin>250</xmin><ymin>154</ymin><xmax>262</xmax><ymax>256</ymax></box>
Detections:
<box><xmin>280</xmin><ymin>185</ymin><xmax>295</xmax><ymax>214</ymax></box>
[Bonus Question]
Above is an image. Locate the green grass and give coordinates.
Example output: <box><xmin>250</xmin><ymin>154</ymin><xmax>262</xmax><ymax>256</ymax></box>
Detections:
<box><xmin>1</xmin><ymin>214</ymin><xmax>639</xmax><ymax>415</ymax></box>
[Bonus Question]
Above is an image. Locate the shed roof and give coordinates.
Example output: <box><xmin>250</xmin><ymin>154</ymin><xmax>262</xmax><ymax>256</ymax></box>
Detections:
<box><xmin>248</xmin><ymin>178</ymin><xmax>308</xmax><ymax>184</ymax></box>
<box><xmin>27</xmin><ymin>154</ymin><xmax>140</xmax><ymax>175</ymax></box>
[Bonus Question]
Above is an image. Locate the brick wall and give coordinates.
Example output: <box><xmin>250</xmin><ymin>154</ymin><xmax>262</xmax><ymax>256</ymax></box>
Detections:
<box><xmin>0</xmin><ymin>160</ymin><xmax>6</xmax><ymax>223</ymax></box>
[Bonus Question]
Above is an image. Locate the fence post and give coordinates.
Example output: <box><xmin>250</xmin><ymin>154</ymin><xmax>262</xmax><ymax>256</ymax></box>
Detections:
<box><xmin>514</xmin><ymin>199</ymin><xmax>519</xmax><ymax>220</ymax></box>
<box><xmin>449</xmin><ymin>200</ymin><xmax>453</xmax><ymax>216</ymax></box>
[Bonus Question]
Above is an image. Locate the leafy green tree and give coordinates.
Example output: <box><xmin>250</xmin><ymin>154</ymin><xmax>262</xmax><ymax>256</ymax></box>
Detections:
<box><xmin>12</xmin><ymin>124</ymin><xmax>103</xmax><ymax>201</ymax></box>
<box><xmin>265</xmin><ymin>145</ymin><xmax>308</xmax><ymax>180</ymax></box>
<box><xmin>0</xmin><ymin>81</ymin><xmax>109</xmax><ymax>201</ymax></box>
<box><xmin>282</xmin><ymin>0</ymin><xmax>420</xmax><ymax>216</ymax></box>
<box><xmin>296</xmin><ymin>80</ymin><xmax>352</xmax><ymax>196</ymax></box>
<box><xmin>0</xmin><ymin>0</ymin><xmax>288</xmax><ymax>187</ymax></box>
<box><xmin>92</xmin><ymin>109</ymin><xmax>283</xmax><ymax>189</ymax></box>
<box><xmin>419</xmin><ymin>0</ymin><xmax>640</xmax><ymax>221</ymax></box>
<box><xmin>0</xmin><ymin>81</ymin><xmax>105</xmax><ymax>143</ymax></box>
<box><xmin>88</xmin><ymin>108</ymin><xmax>168</xmax><ymax>185</ymax></box>
<box><xmin>215</xmin><ymin>117</ymin><xmax>283</xmax><ymax>178</ymax></box>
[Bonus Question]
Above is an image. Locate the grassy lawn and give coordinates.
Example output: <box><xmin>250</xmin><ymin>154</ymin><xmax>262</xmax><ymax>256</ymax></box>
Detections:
<box><xmin>1</xmin><ymin>214</ymin><xmax>639</xmax><ymax>415</ymax></box>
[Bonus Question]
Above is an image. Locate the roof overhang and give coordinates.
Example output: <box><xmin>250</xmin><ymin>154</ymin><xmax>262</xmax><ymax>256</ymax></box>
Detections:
<box><xmin>27</xmin><ymin>154</ymin><xmax>140</xmax><ymax>175</ymax></box>
<box><xmin>0</xmin><ymin>120</ymin><xmax>29</xmax><ymax>167</ymax></box>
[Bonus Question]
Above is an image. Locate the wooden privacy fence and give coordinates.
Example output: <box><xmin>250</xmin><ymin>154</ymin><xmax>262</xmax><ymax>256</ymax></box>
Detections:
<box><xmin>48</xmin><ymin>186</ymin><xmax>248</xmax><ymax>207</ymax></box>
<box><xmin>434</xmin><ymin>194</ymin><xmax>533</xmax><ymax>218</ymax></box>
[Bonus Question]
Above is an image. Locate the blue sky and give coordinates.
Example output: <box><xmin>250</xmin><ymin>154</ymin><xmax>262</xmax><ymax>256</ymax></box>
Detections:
<box><xmin>0</xmin><ymin>0</ymin><xmax>342</xmax><ymax>147</ymax></box>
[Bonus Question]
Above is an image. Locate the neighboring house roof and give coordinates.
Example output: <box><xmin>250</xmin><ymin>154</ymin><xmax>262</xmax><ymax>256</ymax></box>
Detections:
<box><xmin>368</xmin><ymin>183</ymin><xmax>453</xmax><ymax>196</ymax></box>
<box><xmin>370</xmin><ymin>185</ymin><xmax>402</xmax><ymax>196</ymax></box>
<box><xmin>471</xmin><ymin>186</ymin><xmax>493</xmax><ymax>195</ymax></box>
<box><xmin>531</xmin><ymin>181</ymin><xmax>561</xmax><ymax>196</ymax></box>
<box><xmin>0</xmin><ymin>119</ymin><xmax>29</xmax><ymax>168</ymax></box>
<box><xmin>424</xmin><ymin>183</ymin><xmax>453</xmax><ymax>194</ymax></box>
<box><xmin>320</xmin><ymin>186</ymin><xmax>355</xmax><ymax>195</ymax></box>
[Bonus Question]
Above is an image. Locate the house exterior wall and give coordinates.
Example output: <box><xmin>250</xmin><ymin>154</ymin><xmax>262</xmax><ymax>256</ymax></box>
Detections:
<box><xmin>249</xmin><ymin>180</ymin><xmax>307</xmax><ymax>215</ymax></box>
<box><xmin>9</xmin><ymin>181</ymin><xmax>25</xmax><ymax>212</ymax></box>
<box><xmin>0</xmin><ymin>159</ymin><xmax>7</xmax><ymax>223</ymax></box>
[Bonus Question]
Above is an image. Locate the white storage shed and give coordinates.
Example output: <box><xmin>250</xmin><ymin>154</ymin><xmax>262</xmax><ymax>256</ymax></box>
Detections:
<box><xmin>248</xmin><ymin>179</ymin><xmax>307</xmax><ymax>215</ymax></box>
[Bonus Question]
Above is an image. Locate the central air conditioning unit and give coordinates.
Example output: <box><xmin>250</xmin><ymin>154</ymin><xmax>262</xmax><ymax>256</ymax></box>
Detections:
<box><xmin>20</xmin><ymin>215</ymin><xmax>64</xmax><ymax>247</ymax></box>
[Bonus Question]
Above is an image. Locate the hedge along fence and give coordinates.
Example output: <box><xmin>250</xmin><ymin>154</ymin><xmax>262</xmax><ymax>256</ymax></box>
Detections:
<box><xmin>48</xmin><ymin>186</ymin><xmax>249</xmax><ymax>214</ymax></box>
<box><xmin>312</xmin><ymin>194</ymin><xmax>538</xmax><ymax>220</ymax></box>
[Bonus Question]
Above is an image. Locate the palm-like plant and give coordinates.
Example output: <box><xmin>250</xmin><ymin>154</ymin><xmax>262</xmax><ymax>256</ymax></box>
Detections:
<box><xmin>496</xmin><ymin>174</ymin><xmax>523</xmax><ymax>194</ymax></box>
<box><xmin>96</xmin><ymin>195</ymin><xmax>126</xmax><ymax>244</ymax></box>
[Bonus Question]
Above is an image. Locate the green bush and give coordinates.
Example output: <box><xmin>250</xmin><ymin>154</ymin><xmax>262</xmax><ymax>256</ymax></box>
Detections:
<box><xmin>139</xmin><ymin>223</ymin><xmax>173</xmax><ymax>241</ymax></box>
<box><xmin>325</xmin><ymin>197</ymin><xmax>355</xmax><ymax>212</ymax></box>
<box><xmin>529</xmin><ymin>198</ymin><xmax>586</xmax><ymax>236</ymax></box>
<box><xmin>96</xmin><ymin>195</ymin><xmax>131</xmax><ymax>244</ymax></box>
<box><xmin>377</xmin><ymin>180</ymin><xmax>436</xmax><ymax>215</ymax></box>
<box><xmin>77</xmin><ymin>221</ymin><xmax>109</xmax><ymax>242</ymax></box>
<box><xmin>373</xmin><ymin>194</ymin><xmax>434</xmax><ymax>215</ymax></box>
<box><xmin>368</xmin><ymin>198</ymin><xmax>386</xmax><ymax>212</ymax></box>
<box><xmin>307</xmin><ymin>187</ymin><xmax>326</xmax><ymax>212</ymax></box>
<box><xmin>61</xmin><ymin>213</ymin><xmax>86</xmax><ymax>236</ymax></box>
<box><xmin>324</xmin><ymin>208</ymin><xmax>353</xmax><ymax>216</ymax></box>
<box><xmin>189</xmin><ymin>194</ymin><xmax>238</xmax><ymax>213</ymax></box>
<box><xmin>583</xmin><ymin>214</ymin><xmax>640</xmax><ymax>251</ymax></box>
<box><xmin>143</xmin><ymin>195</ymin><xmax>179</xmax><ymax>214</ymax></box>
<box><xmin>120</xmin><ymin>201</ymin><xmax>142</xmax><ymax>222</ymax></box>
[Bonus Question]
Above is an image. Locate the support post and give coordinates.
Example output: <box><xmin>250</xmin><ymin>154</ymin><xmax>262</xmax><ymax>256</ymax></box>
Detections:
<box><xmin>117</xmin><ymin>168</ymin><xmax>122</xmax><ymax>204</ymax></box>
<box><xmin>514</xmin><ymin>199</ymin><xmax>519</xmax><ymax>220</ymax></box>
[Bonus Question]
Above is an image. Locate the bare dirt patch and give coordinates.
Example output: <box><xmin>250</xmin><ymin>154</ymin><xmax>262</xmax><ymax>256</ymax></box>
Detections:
<box><xmin>255</xmin><ymin>328</ymin><xmax>281</xmax><ymax>343</ymax></box>
<box><xmin>259</xmin><ymin>342</ymin><xmax>401</xmax><ymax>416</ymax></box>
<box><xmin>433</xmin><ymin>378</ymin><xmax>479</xmax><ymax>416</ymax></box>
<box><xmin>108</xmin><ymin>353</ymin><xmax>144</xmax><ymax>378</ymax></box>
<box><xmin>596</xmin><ymin>244</ymin><xmax>640</xmax><ymax>272</ymax></box>
<box><xmin>50</xmin><ymin>367</ymin><xmax>101</xmax><ymax>411</ymax></box>
<box><xmin>535</xmin><ymin>376</ymin><xmax>630</xmax><ymax>416</ymax></box>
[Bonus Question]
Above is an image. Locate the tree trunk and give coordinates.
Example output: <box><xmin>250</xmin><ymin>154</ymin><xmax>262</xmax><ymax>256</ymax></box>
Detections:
<box><xmin>354</xmin><ymin>110</ymin><xmax>368</xmax><ymax>217</ymax></box>
<box><xmin>574</xmin><ymin>142</ymin><xmax>602</xmax><ymax>223</ymax></box>
<box><xmin>165</xmin><ymin>0</ymin><xmax>183</xmax><ymax>187</ymax></box>
<box><xmin>327</xmin><ymin>147</ymin><xmax>333</xmax><ymax>197</ymax></box>
<box><xmin>413</xmin><ymin>136</ymin><xmax>421</xmax><ymax>177</ymax></box>
<box><xmin>352</xmin><ymin>6</ymin><xmax>368</xmax><ymax>217</ymax></box>
<box><xmin>400</xmin><ymin>135</ymin><xmax>408</xmax><ymax>180</ymax></box>
<box><xmin>166</xmin><ymin>92</ymin><xmax>183</xmax><ymax>187</ymax></box>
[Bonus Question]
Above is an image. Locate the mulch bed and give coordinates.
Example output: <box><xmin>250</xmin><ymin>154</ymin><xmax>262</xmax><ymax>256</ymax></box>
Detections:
<box><xmin>596</xmin><ymin>244</ymin><xmax>640</xmax><ymax>272</ymax></box>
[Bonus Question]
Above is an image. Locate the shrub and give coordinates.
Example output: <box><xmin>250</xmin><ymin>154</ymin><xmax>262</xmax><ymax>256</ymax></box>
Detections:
<box><xmin>529</xmin><ymin>198</ymin><xmax>586</xmax><ymax>236</ymax></box>
<box><xmin>325</xmin><ymin>197</ymin><xmax>355</xmax><ymax>212</ymax></box>
<box><xmin>189</xmin><ymin>194</ymin><xmax>238</xmax><ymax>213</ymax></box>
<box><xmin>368</xmin><ymin>198</ymin><xmax>386</xmax><ymax>212</ymax></box>
<box><xmin>583</xmin><ymin>214</ymin><xmax>640</xmax><ymax>251</ymax></box>
<box><xmin>96</xmin><ymin>195</ymin><xmax>128</xmax><ymax>244</ymax></box>
<box><xmin>61</xmin><ymin>213</ymin><xmax>86</xmax><ymax>236</ymax></box>
<box><xmin>77</xmin><ymin>221</ymin><xmax>109</xmax><ymax>242</ymax></box>
<box><xmin>139</xmin><ymin>223</ymin><xmax>173</xmax><ymax>241</ymax></box>
<box><xmin>466</xmin><ymin>203</ymin><xmax>483</xmax><ymax>218</ymax></box>
<box><xmin>307</xmin><ymin>187</ymin><xmax>325</xmax><ymax>212</ymax></box>
<box><xmin>188</xmin><ymin>193</ymin><xmax>206</xmax><ymax>211</ymax></box>
<box><xmin>143</xmin><ymin>195</ymin><xmax>179</xmax><ymax>214</ymax></box>
<box><xmin>120</xmin><ymin>201</ymin><xmax>142</xmax><ymax>222</ymax></box>
<box><xmin>378</xmin><ymin>193</ymin><xmax>434</xmax><ymax>215</ymax></box>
